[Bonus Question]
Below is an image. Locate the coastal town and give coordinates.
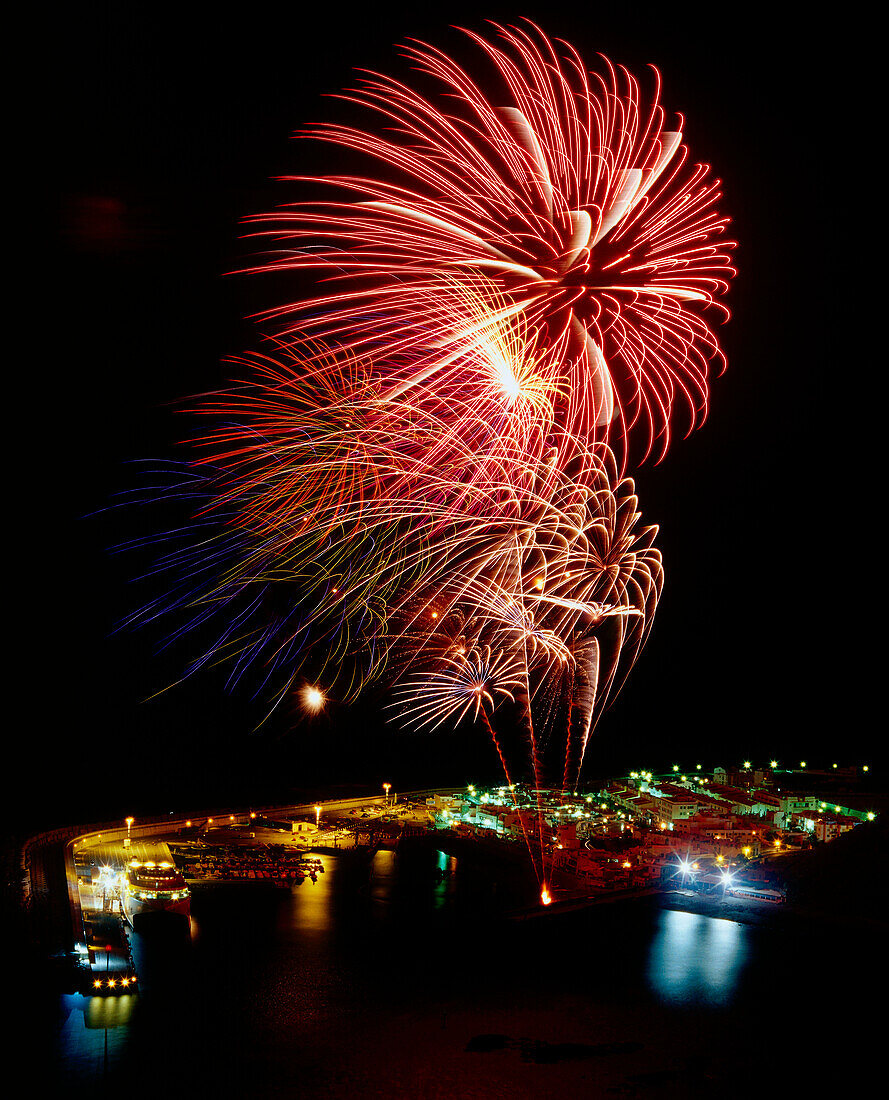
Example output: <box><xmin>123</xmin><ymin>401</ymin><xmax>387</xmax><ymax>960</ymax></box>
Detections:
<box><xmin>18</xmin><ymin>759</ymin><xmax>881</xmax><ymax>999</ymax></box>
<box><xmin>423</xmin><ymin>761</ymin><xmax>877</xmax><ymax>902</ymax></box>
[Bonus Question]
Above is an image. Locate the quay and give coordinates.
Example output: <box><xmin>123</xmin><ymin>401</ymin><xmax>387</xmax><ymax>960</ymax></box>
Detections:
<box><xmin>21</xmin><ymin>786</ymin><xmax>462</xmax><ymax>992</ymax></box>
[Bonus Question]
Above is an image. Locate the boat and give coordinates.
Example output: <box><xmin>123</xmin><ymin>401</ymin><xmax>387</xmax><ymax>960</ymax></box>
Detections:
<box><xmin>122</xmin><ymin>858</ymin><xmax>191</xmax><ymax>926</ymax></box>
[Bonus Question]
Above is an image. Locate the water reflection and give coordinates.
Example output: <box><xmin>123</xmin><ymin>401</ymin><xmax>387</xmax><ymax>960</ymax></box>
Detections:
<box><xmin>370</xmin><ymin>849</ymin><xmax>397</xmax><ymax>912</ymax></box>
<box><xmin>52</xmin><ymin>992</ymin><xmax>136</xmax><ymax>1084</ymax></box>
<box><xmin>290</xmin><ymin>854</ymin><xmax>334</xmax><ymax>931</ymax></box>
<box><xmin>647</xmin><ymin>909</ymin><xmax>749</xmax><ymax>1006</ymax></box>
<box><xmin>432</xmin><ymin>850</ymin><xmax>458</xmax><ymax>910</ymax></box>
<box><xmin>83</xmin><ymin>993</ymin><xmax>137</xmax><ymax>1029</ymax></box>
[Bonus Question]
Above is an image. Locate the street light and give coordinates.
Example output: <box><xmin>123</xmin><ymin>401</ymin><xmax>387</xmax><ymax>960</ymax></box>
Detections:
<box><xmin>383</xmin><ymin>782</ymin><xmax>391</xmax><ymax>806</ymax></box>
<box><xmin>314</xmin><ymin>805</ymin><xmax>321</xmax><ymax>828</ymax></box>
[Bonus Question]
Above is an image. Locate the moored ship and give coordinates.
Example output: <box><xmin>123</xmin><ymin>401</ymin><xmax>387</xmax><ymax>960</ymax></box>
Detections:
<box><xmin>122</xmin><ymin>855</ymin><xmax>190</xmax><ymax>926</ymax></box>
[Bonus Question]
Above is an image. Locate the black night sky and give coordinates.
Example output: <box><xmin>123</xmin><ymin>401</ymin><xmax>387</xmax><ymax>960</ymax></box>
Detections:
<box><xmin>28</xmin><ymin>2</ymin><xmax>880</xmax><ymax>830</ymax></box>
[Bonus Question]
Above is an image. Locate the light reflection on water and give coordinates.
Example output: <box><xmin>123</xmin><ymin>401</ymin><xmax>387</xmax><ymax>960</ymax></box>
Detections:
<box><xmin>51</xmin><ymin>992</ymin><xmax>136</xmax><ymax>1082</ymax></box>
<box><xmin>647</xmin><ymin>909</ymin><xmax>749</xmax><ymax>1005</ymax></box>
<box><xmin>290</xmin><ymin>853</ymin><xmax>335</xmax><ymax>931</ymax></box>
<box><xmin>369</xmin><ymin>848</ymin><xmax>397</xmax><ymax>911</ymax></box>
<box><xmin>45</xmin><ymin>848</ymin><xmax>878</xmax><ymax>1097</ymax></box>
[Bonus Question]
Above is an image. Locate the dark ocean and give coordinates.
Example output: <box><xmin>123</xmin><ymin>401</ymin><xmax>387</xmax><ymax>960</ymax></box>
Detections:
<box><xmin>26</xmin><ymin>842</ymin><xmax>883</xmax><ymax>1098</ymax></box>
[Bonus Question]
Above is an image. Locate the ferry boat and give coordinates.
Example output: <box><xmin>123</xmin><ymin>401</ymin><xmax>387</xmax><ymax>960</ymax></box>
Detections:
<box><xmin>122</xmin><ymin>858</ymin><xmax>191</xmax><ymax>925</ymax></box>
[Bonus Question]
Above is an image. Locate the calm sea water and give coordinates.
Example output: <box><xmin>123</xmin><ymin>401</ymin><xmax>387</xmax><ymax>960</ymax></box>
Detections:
<box><xmin>31</xmin><ymin>845</ymin><xmax>882</xmax><ymax>1097</ymax></box>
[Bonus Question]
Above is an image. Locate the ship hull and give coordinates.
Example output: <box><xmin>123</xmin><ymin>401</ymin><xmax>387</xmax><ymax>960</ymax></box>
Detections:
<box><xmin>122</xmin><ymin>892</ymin><xmax>190</xmax><ymax>926</ymax></box>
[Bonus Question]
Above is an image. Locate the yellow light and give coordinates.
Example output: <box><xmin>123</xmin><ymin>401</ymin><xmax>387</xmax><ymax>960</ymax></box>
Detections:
<box><xmin>302</xmin><ymin>685</ymin><xmax>326</xmax><ymax>714</ymax></box>
<box><xmin>534</xmin><ymin>578</ymin><xmax>544</xmax><ymax>590</ymax></box>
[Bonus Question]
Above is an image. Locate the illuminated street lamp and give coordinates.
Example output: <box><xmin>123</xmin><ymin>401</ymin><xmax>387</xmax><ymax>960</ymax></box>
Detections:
<box><xmin>383</xmin><ymin>782</ymin><xmax>391</xmax><ymax>806</ymax></box>
<box><xmin>314</xmin><ymin>805</ymin><xmax>321</xmax><ymax>828</ymax></box>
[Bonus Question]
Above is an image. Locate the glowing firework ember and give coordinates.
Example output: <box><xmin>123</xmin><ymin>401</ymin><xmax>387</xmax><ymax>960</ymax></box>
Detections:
<box><xmin>301</xmin><ymin>684</ymin><xmax>326</xmax><ymax>714</ymax></box>
<box><xmin>252</xmin><ymin>21</ymin><xmax>735</xmax><ymax>465</ymax></box>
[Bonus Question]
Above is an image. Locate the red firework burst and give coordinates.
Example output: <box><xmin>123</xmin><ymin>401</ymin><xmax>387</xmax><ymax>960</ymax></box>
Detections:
<box><xmin>249</xmin><ymin>20</ymin><xmax>735</xmax><ymax>466</ymax></box>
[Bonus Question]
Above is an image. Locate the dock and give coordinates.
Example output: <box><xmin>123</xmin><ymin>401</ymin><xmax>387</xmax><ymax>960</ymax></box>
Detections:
<box><xmin>72</xmin><ymin>839</ymin><xmax>181</xmax><ymax>993</ymax></box>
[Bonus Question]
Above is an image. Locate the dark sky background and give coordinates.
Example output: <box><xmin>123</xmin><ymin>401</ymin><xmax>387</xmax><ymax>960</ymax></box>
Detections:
<box><xmin>26</xmin><ymin>2</ymin><xmax>880</xmax><ymax>829</ymax></box>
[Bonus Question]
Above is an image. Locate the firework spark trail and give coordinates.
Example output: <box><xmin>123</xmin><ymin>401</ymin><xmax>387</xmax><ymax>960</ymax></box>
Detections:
<box><xmin>127</xmin><ymin>23</ymin><xmax>731</xmax><ymax>903</ymax></box>
<box><xmin>247</xmin><ymin>20</ymin><xmax>735</xmax><ymax>467</ymax></box>
<box><xmin>130</xmin><ymin>300</ymin><xmax>663</xmax><ymax>895</ymax></box>
<box><xmin>479</xmin><ymin>708</ymin><xmax>543</xmax><ymax>885</ymax></box>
